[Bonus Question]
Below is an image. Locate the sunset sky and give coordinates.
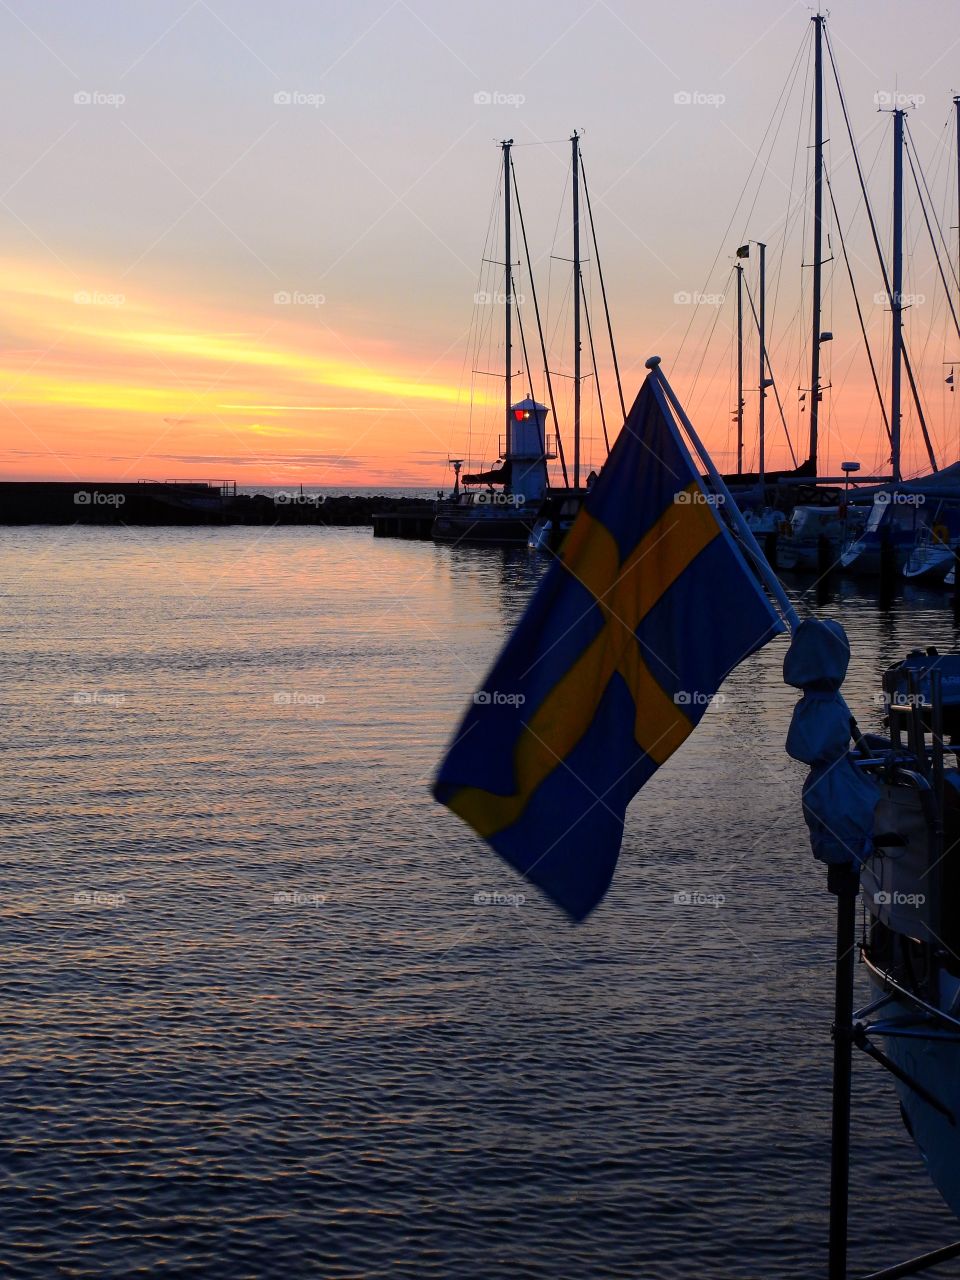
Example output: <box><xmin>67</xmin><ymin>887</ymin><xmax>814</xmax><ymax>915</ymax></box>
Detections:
<box><xmin>3</xmin><ymin>0</ymin><xmax>960</xmax><ymax>487</ymax></box>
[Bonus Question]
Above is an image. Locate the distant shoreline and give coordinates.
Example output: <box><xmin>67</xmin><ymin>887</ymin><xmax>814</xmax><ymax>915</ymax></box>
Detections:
<box><xmin>0</xmin><ymin>482</ymin><xmax>436</xmax><ymax>526</ymax></box>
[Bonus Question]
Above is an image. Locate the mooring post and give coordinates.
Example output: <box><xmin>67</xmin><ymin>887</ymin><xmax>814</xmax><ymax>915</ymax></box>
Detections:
<box><xmin>828</xmin><ymin>861</ymin><xmax>860</xmax><ymax>1280</ymax></box>
<box><xmin>879</xmin><ymin>530</ymin><xmax>896</xmax><ymax>600</ymax></box>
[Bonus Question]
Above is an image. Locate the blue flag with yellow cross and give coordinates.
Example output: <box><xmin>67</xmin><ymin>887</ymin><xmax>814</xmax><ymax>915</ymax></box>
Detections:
<box><xmin>433</xmin><ymin>372</ymin><xmax>785</xmax><ymax>920</ymax></box>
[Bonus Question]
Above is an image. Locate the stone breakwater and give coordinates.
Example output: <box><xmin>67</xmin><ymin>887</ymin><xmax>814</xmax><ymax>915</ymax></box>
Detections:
<box><xmin>0</xmin><ymin>482</ymin><xmax>435</xmax><ymax>527</ymax></box>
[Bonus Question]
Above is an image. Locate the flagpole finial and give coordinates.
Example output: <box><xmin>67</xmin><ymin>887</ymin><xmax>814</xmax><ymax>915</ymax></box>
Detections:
<box><xmin>645</xmin><ymin>356</ymin><xmax>661</xmax><ymax>369</ymax></box>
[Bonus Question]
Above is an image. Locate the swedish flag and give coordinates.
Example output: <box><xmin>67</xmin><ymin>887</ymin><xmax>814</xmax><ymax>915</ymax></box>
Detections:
<box><xmin>433</xmin><ymin>373</ymin><xmax>785</xmax><ymax>919</ymax></box>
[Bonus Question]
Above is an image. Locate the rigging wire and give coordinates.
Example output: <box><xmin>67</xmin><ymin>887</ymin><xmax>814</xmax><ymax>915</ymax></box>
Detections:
<box><xmin>511</xmin><ymin>159</ymin><xmax>570</xmax><ymax>487</ymax></box>
<box><xmin>824</xmin><ymin>25</ymin><xmax>937</xmax><ymax>471</ymax></box>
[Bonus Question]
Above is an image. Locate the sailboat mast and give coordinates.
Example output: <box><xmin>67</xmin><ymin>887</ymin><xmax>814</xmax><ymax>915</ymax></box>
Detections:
<box><xmin>955</xmin><ymin>95</ymin><xmax>960</xmax><ymax>318</ymax></box>
<box><xmin>736</xmin><ymin>262</ymin><xmax>744</xmax><ymax>475</ymax></box>
<box><xmin>572</xmin><ymin>131</ymin><xmax>582</xmax><ymax>489</ymax></box>
<box><xmin>891</xmin><ymin>109</ymin><xmax>905</xmax><ymax>482</ymax></box>
<box><xmin>809</xmin><ymin>12</ymin><xmax>825</xmax><ymax>475</ymax></box>
<box><xmin>758</xmin><ymin>241</ymin><xmax>767</xmax><ymax>489</ymax></box>
<box><xmin>503</xmin><ymin>139</ymin><xmax>513</xmax><ymax>457</ymax></box>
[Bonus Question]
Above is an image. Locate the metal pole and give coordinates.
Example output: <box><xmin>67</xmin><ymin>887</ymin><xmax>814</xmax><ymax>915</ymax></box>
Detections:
<box><xmin>810</xmin><ymin>12</ymin><xmax>825</xmax><ymax>476</ymax></box>
<box><xmin>955</xmin><ymin>96</ymin><xmax>960</xmax><ymax>322</ymax></box>
<box><xmin>572</xmin><ymin>131</ymin><xmax>582</xmax><ymax>489</ymax></box>
<box><xmin>736</xmin><ymin>262</ymin><xmax>744</xmax><ymax>475</ymax></box>
<box><xmin>758</xmin><ymin>241</ymin><xmax>767</xmax><ymax>492</ymax></box>
<box><xmin>892</xmin><ymin>110</ymin><xmax>904</xmax><ymax>483</ymax></box>
<box><xmin>646</xmin><ymin>356</ymin><xmax>800</xmax><ymax>632</ymax></box>
<box><xmin>827</xmin><ymin>862</ymin><xmax>859</xmax><ymax>1280</ymax></box>
<box><xmin>503</xmin><ymin>139</ymin><xmax>513</xmax><ymax>458</ymax></box>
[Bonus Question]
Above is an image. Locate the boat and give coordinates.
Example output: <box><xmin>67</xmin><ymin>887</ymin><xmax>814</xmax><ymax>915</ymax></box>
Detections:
<box><xmin>434</xmin><ymin>134</ymin><xmax>620</xmax><ymax>547</ymax></box>
<box><xmin>903</xmin><ymin>516</ymin><xmax>958</xmax><ymax>582</ymax></box>
<box><xmin>839</xmin><ymin>491</ymin><xmax>923</xmax><ymax>575</ymax></box>
<box><xmin>842</xmin><ymin>470</ymin><xmax>960</xmax><ymax>576</ymax></box>
<box><xmin>432</xmin><ymin>399</ymin><xmax>554</xmax><ymax>544</ymax></box>
<box><xmin>853</xmin><ymin>650</ymin><xmax>960</xmax><ymax>1220</ymax></box>
<box><xmin>777</xmin><ymin>504</ymin><xmax>862</xmax><ymax>571</ymax></box>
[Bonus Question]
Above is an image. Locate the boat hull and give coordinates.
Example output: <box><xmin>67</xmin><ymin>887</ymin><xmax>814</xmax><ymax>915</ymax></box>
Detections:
<box><xmin>866</xmin><ymin>970</ymin><xmax>960</xmax><ymax>1219</ymax></box>
<box><xmin>777</xmin><ymin>541</ymin><xmax>820</xmax><ymax>571</ymax></box>
<box><xmin>903</xmin><ymin>545</ymin><xmax>955</xmax><ymax>582</ymax></box>
<box><xmin>431</xmin><ymin>510</ymin><xmax>538</xmax><ymax>544</ymax></box>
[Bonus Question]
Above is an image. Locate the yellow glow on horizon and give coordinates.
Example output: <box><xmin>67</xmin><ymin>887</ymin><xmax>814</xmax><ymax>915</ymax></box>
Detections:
<box><xmin>0</xmin><ymin>256</ymin><xmax>490</xmax><ymax>483</ymax></box>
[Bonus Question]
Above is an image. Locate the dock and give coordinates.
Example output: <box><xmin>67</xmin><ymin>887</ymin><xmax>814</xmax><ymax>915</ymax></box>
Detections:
<box><xmin>371</xmin><ymin>505</ymin><xmax>434</xmax><ymax>539</ymax></box>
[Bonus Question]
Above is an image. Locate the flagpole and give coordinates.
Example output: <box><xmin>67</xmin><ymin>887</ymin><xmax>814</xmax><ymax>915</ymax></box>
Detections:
<box><xmin>646</xmin><ymin>356</ymin><xmax>800</xmax><ymax>633</ymax></box>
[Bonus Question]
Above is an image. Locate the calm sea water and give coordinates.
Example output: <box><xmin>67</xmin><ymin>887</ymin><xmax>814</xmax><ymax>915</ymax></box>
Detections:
<box><xmin>4</xmin><ymin>526</ymin><xmax>960</xmax><ymax>1279</ymax></box>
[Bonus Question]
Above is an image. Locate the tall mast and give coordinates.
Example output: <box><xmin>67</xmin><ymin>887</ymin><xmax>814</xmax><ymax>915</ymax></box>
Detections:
<box><xmin>758</xmin><ymin>241</ymin><xmax>767</xmax><ymax>489</ymax></box>
<box><xmin>572</xmin><ymin>131</ymin><xmax>582</xmax><ymax>489</ymax></box>
<box><xmin>955</xmin><ymin>96</ymin><xmax>960</xmax><ymax>319</ymax></box>
<box><xmin>808</xmin><ymin>12</ymin><xmax>825</xmax><ymax>475</ymax></box>
<box><xmin>503</xmin><ymin>138</ymin><xmax>513</xmax><ymax>457</ymax></box>
<box><xmin>891</xmin><ymin>109</ymin><xmax>905</xmax><ymax>482</ymax></box>
<box><xmin>736</xmin><ymin>261</ymin><xmax>744</xmax><ymax>475</ymax></box>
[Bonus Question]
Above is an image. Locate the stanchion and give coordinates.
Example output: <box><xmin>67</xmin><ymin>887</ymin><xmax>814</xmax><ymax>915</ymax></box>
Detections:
<box><xmin>828</xmin><ymin>861</ymin><xmax>860</xmax><ymax>1280</ymax></box>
